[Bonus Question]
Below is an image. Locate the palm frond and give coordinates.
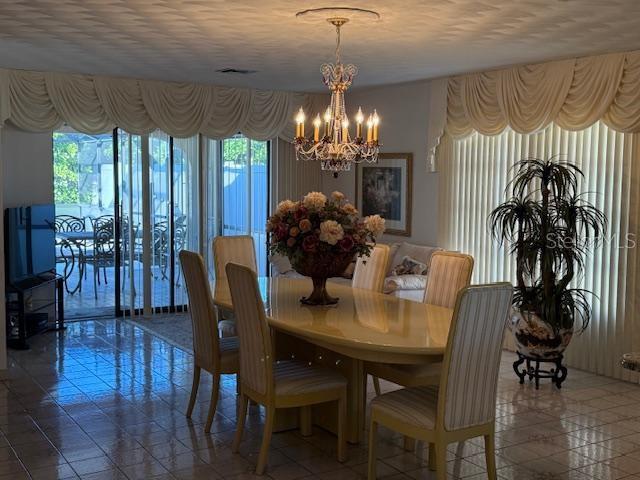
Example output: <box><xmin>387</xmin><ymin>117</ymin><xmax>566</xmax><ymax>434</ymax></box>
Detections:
<box><xmin>489</xmin><ymin>156</ymin><xmax>606</xmax><ymax>333</ymax></box>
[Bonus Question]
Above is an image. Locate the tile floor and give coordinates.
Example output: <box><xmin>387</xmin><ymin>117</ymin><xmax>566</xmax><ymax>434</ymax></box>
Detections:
<box><xmin>3</xmin><ymin>319</ymin><xmax>640</xmax><ymax>480</ymax></box>
<box><xmin>60</xmin><ymin>264</ymin><xmax>186</xmax><ymax>320</ymax></box>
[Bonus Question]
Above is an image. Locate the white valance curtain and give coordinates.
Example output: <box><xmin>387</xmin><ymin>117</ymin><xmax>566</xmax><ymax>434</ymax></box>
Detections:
<box><xmin>0</xmin><ymin>68</ymin><xmax>320</xmax><ymax>140</ymax></box>
<box><xmin>445</xmin><ymin>50</ymin><xmax>640</xmax><ymax>138</ymax></box>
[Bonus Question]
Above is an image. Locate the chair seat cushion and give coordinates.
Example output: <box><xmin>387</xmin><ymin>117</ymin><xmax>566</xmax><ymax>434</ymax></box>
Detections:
<box><xmin>371</xmin><ymin>386</ymin><xmax>439</xmax><ymax>430</ymax></box>
<box><xmin>366</xmin><ymin>360</ymin><xmax>443</xmax><ymax>387</ymax></box>
<box><xmin>274</xmin><ymin>361</ymin><xmax>347</xmax><ymax>397</ymax></box>
<box><xmin>219</xmin><ymin>336</ymin><xmax>240</xmax><ymax>372</ymax></box>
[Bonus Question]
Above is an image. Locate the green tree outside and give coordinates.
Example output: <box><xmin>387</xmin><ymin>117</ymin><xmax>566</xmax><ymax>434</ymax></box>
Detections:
<box><xmin>53</xmin><ymin>133</ymin><xmax>80</xmax><ymax>204</ymax></box>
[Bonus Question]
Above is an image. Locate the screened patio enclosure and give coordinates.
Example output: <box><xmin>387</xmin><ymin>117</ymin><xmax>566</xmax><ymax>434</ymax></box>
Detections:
<box><xmin>53</xmin><ymin>130</ymin><xmax>268</xmax><ymax>319</ymax></box>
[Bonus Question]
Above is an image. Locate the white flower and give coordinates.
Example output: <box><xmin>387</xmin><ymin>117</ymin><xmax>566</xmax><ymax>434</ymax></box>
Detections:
<box><xmin>303</xmin><ymin>191</ymin><xmax>327</xmax><ymax>209</ymax></box>
<box><xmin>331</xmin><ymin>191</ymin><xmax>345</xmax><ymax>202</ymax></box>
<box><xmin>319</xmin><ymin>220</ymin><xmax>345</xmax><ymax>245</ymax></box>
<box><xmin>364</xmin><ymin>215</ymin><xmax>386</xmax><ymax>237</ymax></box>
<box><xmin>276</xmin><ymin>200</ymin><xmax>297</xmax><ymax>215</ymax></box>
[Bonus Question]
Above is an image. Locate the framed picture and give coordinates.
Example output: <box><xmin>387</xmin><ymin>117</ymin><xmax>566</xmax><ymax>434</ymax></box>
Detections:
<box><xmin>355</xmin><ymin>153</ymin><xmax>412</xmax><ymax>236</ymax></box>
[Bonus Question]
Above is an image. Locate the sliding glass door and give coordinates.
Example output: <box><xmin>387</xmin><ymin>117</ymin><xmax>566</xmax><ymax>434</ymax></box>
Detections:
<box><xmin>116</xmin><ymin>130</ymin><xmax>200</xmax><ymax>315</ymax></box>
<box><xmin>53</xmin><ymin>130</ymin><xmax>117</xmax><ymax>319</ymax></box>
<box><xmin>55</xmin><ymin>128</ymin><xmax>268</xmax><ymax>318</ymax></box>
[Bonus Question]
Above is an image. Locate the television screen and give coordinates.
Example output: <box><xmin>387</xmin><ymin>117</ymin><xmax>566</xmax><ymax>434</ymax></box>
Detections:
<box><xmin>4</xmin><ymin>204</ymin><xmax>56</xmax><ymax>285</ymax></box>
<box><xmin>29</xmin><ymin>204</ymin><xmax>56</xmax><ymax>276</ymax></box>
<box><xmin>4</xmin><ymin>207</ymin><xmax>29</xmax><ymax>283</ymax></box>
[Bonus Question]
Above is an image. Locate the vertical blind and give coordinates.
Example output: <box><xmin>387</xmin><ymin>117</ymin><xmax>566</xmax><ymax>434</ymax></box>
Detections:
<box><xmin>439</xmin><ymin>121</ymin><xmax>640</xmax><ymax>379</ymax></box>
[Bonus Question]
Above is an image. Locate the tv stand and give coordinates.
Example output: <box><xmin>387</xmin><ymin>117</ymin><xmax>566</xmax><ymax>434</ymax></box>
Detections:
<box><xmin>5</xmin><ymin>275</ymin><xmax>65</xmax><ymax>349</ymax></box>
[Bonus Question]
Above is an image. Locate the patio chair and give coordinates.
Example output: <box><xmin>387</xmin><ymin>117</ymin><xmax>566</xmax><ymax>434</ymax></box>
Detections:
<box><xmin>86</xmin><ymin>215</ymin><xmax>116</xmax><ymax>299</ymax></box>
<box><xmin>54</xmin><ymin>215</ymin><xmax>87</xmax><ymax>294</ymax></box>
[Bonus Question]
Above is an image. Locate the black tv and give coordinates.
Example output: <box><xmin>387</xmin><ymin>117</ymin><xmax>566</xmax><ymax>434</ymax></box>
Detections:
<box><xmin>4</xmin><ymin>204</ymin><xmax>56</xmax><ymax>285</ymax></box>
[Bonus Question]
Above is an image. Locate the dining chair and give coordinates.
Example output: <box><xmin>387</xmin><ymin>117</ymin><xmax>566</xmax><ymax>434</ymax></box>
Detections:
<box><xmin>179</xmin><ymin>250</ymin><xmax>240</xmax><ymax>433</ymax></box>
<box><xmin>226</xmin><ymin>262</ymin><xmax>348</xmax><ymax>474</ymax></box>
<box><xmin>352</xmin><ymin>244</ymin><xmax>390</xmax><ymax>292</ymax></box>
<box><xmin>366</xmin><ymin>251</ymin><xmax>474</xmax><ymax>396</ymax></box>
<box><xmin>352</xmin><ymin>244</ymin><xmax>390</xmax><ymax>397</ymax></box>
<box><xmin>423</xmin><ymin>251</ymin><xmax>475</xmax><ymax>307</ymax></box>
<box><xmin>367</xmin><ymin>283</ymin><xmax>513</xmax><ymax>480</ymax></box>
<box><xmin>213</xmin><ymin>235</ymin><xmax>257</xmax><ymax>337</ymax></box>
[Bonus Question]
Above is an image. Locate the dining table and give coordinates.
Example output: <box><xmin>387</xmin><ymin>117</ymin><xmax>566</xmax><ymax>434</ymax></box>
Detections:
<box><xmin>213</xmin><ymin>276</ymin><xmax>454</xmax><ymax>443</ymax></box>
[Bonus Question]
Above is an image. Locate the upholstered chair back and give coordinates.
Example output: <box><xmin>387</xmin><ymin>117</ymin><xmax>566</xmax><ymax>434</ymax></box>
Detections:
<box><xmin>213</xmin><ymin>235</ymin><xmax>257</xmax><ymax>301</ymax></box>
<box><xmin>352</xmin><ymin>244</ymin><xmax>390</xmax><ymax>293</ymax></box>
<box><xmin>440</xmin><ymin>283</ymin><xmax>512</xmax><ymax>431</ymax></box>
<box><xmin>226</xmin><ymin>262</ymin><xmax>273</xmax><ymax>397</ymax></box>
<box><xmin>424</xmin><ymin>251</ymin><xmax>474</xmax><ymax>308</ymax></box>
<box><xmin>179</xmin><ymin>250</ymin><xmax>219</xmax><ymax>371</ymax></box>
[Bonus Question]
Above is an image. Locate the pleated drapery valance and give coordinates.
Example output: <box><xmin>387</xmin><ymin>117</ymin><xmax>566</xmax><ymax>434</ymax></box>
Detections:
<box><xmin>0</xmin><ymin>68</ymin><xmax>320</xmax><ymax>140</ymax></box>
<box><xmin>446</xmin><ymin>50</ymin><xmax>640</xmax><ymax>138</ymax></box>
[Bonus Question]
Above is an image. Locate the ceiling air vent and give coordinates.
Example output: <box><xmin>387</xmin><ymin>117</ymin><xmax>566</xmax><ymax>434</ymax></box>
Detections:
<box><xmin>216</xmin><ymin>68</ymin><xmax>257</xmax><ymax>75</ymax></box>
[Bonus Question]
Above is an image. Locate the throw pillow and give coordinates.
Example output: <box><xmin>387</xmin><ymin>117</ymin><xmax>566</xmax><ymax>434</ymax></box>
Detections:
<box><xmin>390</xmin><ymin>256</ymin><xmax>427</xmax><ymax>276</ymax></box>
<box><xmin>389</xmin><ymin>242</ymin><xmax>442</xmax><ymax>276</ymax></box>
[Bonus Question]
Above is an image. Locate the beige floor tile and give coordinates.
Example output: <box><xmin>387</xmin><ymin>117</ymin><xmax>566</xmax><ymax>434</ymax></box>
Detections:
<box><xmin>9</xmin><ymin>318</ymin><xmax>640</xmax><ymax>480</ymax></box>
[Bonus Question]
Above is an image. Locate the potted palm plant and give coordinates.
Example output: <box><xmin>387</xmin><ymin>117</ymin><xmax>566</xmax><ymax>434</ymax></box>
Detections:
<box><xmin>489</xmin><ymin>157</ymin><xmax>606</xmax><ymax>386</ymax></box>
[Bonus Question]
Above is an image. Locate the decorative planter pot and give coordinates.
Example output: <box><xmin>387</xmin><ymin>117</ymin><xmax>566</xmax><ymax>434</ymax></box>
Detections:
<box><xmin>510</xmin><ymin>310</ymin><xmax>573</xmax><ymax>389</ymax></box>
<box><xmin>290</xmin><ymin>252</ymin><xmax>354</xmax><ymax>306</ymax></box>
<box><xmin>510</xmin><ymin>310</ymin><xmax>573</xmax><ymax>359</ymax></box>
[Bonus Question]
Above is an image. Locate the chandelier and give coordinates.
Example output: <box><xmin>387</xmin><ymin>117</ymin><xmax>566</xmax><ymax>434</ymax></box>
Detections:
<box><xmin>294</xmin><ymin>14</ymin><xmax>380</xmax><ymax>177</ymax></box>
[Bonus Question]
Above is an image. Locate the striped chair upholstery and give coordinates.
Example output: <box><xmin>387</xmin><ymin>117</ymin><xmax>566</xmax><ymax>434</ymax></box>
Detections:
<box><xmin>179</xmin><ymin>250</ymin><xmax>239</xmax><ymax>433</ymax></box>
<box><xmin>226</xmin><ymin>262</ymin><xmax>349</xmax><ymax>474</ymax></box>
<box><xmin>442</xmin><ymin>284</ymin><xmax>513</xmax><ymax>430</ymax></box>
<box><xmin>213</xmin><ymin>235</ymin><xmax>257</xmax><ymax>302</ymax></box>
<box><xmin>367</xmin><ymin>283</ymin><xmax>513</xmax><ymax>480</ymax></box>
<box><xmin>423</xmin><ymin>251</ymin><xmax>474</xmax><ymax>308</ymax></box>
<box><xmin>213</xmin><ymin>235</ymin><xmax>257</xmax><ymax>336</ymax></box>
<box><xmin>352</xmin><ymin>244</ymin><xmax>390</xmax><ymax>293</ymax></box>
<box><xmin>366</xmin><ymin>251</ymin><xmax>474</xmax><ymax>397</ymax></box>
<box><xmin>180</xmin><ymin>250</ymin><xmax>223</xmax><ymax>372</ymax></box>
<box><xmin>225</xmin><ymin>262</ymin><xmax>272</xmax><ymax>397</ymax></box>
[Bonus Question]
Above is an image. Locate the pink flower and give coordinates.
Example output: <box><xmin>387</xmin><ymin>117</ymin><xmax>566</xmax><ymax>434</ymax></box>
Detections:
<box><xmin>275</xmin><ymin>223</ymin><xmax>288</xmax><ymax>241</ymax></box>
<box><xmin>286</xmin><ymin>237</ymin><xmax>296</xmax><ymax>248</ymax></box>
<box><xmin>302</xmin><ymin>235</ymin><xmax>319</xmax><ymax>253</ymax></box>
<box><xmin>289</xmin><ymin>226</ymin><xmax>300</xmax><ymax>237</ymax></box>
<box><xmin>299</xmin><ymin>219</ymin><xmax>312</xmax><ymax>232</ymax></box>
<box><xmin>339</xmin><ymin>235</ymin><xmax>355</xmax><ymax>252</ymax></box>
<box><xmin>294</xmin><ymin>206</ymin><xmax>308</xmax><ymax>221</ymax></box>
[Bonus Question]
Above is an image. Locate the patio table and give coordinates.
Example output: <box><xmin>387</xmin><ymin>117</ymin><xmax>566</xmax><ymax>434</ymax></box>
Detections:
<box><xmin>56</xmin><ymin>231</ymin><xmax>94</xmax><ymax>294</ymax></box>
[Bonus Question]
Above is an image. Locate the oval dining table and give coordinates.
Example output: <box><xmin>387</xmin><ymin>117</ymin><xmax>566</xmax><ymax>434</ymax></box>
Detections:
<box><xmin>213</xmin><ymin>276</ymin><xmax>454</xmax><ymax>443</ymax></box>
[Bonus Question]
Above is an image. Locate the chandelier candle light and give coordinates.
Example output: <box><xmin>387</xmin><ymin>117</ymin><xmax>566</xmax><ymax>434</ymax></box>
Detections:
<box><xmin>294</xmin><ymin>12</ymin><xmax>380</xmax><ymax>177</ymax></box>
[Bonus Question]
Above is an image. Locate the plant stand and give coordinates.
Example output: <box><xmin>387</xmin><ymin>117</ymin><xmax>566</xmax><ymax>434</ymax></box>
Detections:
<box><xmin>513</xmin><ymin>352</ymin><xmax>567</xmax><ymax>389</ymax></box>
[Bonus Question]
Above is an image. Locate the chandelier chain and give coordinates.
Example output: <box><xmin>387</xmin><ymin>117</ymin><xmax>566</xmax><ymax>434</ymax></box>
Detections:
<box><xmin>335</xmin><ymin>24</ymin><xmax>341</xmax><ymax>65</ymax></box>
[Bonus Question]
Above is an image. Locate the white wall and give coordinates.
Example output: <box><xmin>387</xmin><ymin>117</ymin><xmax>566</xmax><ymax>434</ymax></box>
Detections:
<box><xmin>321</xmin><ymin>79</ymin><xmax>439</xmax><ymax>246</ymax></box>
<box><xmin>0</xmin><ymin>124</ymin><xmax>53</xmax><ymax>371</ymax></box>
<box><xmin>2</xmin><ymin>124</ymin><xmax>53</xmax><ymax>207</ymax></box>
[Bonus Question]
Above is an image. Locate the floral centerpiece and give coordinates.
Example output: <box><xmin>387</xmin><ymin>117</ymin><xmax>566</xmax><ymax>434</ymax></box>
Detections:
<box><xmin>267</xmin><ymin>191</ymin><xmax>385</xmax><ymax>305</ymax></box>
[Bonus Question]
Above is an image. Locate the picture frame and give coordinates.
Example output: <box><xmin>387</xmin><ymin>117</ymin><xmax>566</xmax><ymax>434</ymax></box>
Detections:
<box><xmin>355</xmin><ymin>153</ymin><xmax>413</xmax><ymax>236</ymax></box>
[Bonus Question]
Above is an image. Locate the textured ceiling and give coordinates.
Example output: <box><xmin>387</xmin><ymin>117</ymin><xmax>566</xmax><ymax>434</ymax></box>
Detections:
<box><xmin>0</xmin><ymin>1</ymin><xmax>639</xmax><ymax>92</ymax></box>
